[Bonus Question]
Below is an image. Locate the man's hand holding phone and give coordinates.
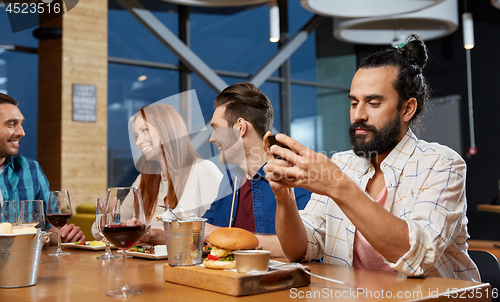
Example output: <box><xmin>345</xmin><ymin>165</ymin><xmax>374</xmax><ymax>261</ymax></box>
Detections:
<box><xmin>264</xmin><ymin>131</ymin><xmax>342</xmax><ymax>198</ymax></box>
<box><xmin>263</xmin><ymin>131</ymin><xmax>296</xmax><ymax>202</ymax></box>
<box><xmin>267</xmin><ymin>134</ymin><xmax>292</xmax><ymax>160</ymax></box>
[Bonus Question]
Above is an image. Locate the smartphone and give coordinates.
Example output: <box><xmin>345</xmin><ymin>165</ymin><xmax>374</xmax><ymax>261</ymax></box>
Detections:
<box><xmin>268</xmin><ymin>134</ymin><xmax>292</xmax><ymax>160</ymax></box>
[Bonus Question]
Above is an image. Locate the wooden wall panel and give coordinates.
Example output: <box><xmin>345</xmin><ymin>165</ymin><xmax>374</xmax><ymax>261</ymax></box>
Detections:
<box><xmin>38</xmin><ymin>0</ymin><xmax>108</xmax><ymax>211</ymax></box>
<box><xmin>38</xmin><ymin>14</ymin><xmax>63</xmax><ymax>190</ymax></box>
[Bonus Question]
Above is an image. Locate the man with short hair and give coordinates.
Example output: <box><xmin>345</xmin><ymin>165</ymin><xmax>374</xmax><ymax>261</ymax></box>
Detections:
<box><xmin>264</xmin><ymin>35</ymin><xmax>479</xmax><ymax>280</ymax></box>
<box><xmin>203</xmin><ymin>82</ymin><xmax>311</xmax><ymax>256</ymax></box>
<box><xmin>0</xmin><ymin>92</ymin><xmax>85</xmax><ymax>243</ymax></box>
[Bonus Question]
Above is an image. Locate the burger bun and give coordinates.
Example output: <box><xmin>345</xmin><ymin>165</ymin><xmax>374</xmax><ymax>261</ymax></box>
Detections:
<box><xmin>203</xmin><ymin>259</ymin><xmax>236</xmax><ymax>270</ymax></box>
<box><xmin>208</xmin><ymin>227</ymin><xmax>259</xmax><ymax>250</ymax></box>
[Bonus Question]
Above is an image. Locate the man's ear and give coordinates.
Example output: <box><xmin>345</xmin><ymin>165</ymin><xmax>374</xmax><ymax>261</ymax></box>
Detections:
<box><xmin>236</xmin><ymin>118</ymin><xmax>247</xmax><ymax>136</ymax></box>
<box><xmin>402</xmin><ymin>97</ymin><xmax>417</xmax><ymax>123</ymax></box>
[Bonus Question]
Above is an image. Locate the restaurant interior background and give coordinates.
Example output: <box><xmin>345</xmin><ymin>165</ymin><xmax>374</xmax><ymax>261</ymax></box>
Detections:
<box><xmin>0</xmin><ymin>0</ymin><xmax>498</xmax><ymax>241</ymax></box>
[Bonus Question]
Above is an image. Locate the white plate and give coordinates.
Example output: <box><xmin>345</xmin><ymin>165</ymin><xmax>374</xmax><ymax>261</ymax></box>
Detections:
<box><xmin>126</xmin><ymin>250</ymin><xmax>168</xmax><ymax>260</ymax></box>
<box><xmin>126</xmin><ymin>248</ymin><xmax>209</xmax><ymax>260</ymax></box>
<box><xmin>61</xmin><ymin>241</ymin><xmax>117</xmax><ymax>251</ymax></box>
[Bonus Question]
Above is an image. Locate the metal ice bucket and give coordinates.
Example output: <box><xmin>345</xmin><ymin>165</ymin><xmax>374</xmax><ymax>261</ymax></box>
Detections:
<box><xmin>0</xmin><ymin>232</ymin><xmax>44</xmax><ymax>288</ymax></box>
<box><xmin>163</xmin><ymin>218</ymin><xmax>206</xmax><ymax>266</ymax></box>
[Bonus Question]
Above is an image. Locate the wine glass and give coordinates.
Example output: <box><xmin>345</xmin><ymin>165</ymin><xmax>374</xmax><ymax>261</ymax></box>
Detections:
<box><xmin>102</xmin><ymin>187</ymin><xmax>146</xmax><ymax>297</ymax></box>
<box><xmin>0</xmin><ymin>200</ymin><xmax>19</xmax><ymax>225</ymax></box>
<box><xmin>95</xmin><ymin>198</ymin><xmax>119</xmax><ymax>259</ymax></box>
<box><xmin>46</xmin><ymin>191</ymin><xmax>72</xmax><ymax>256</ymax></box>
<box><xmin>19</xmin><ymin>200</ymin><xmax>44</xmax><ymax>228</ymax></box>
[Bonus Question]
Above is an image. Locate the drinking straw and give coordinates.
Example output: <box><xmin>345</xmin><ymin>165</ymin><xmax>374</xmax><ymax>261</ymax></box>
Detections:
<box><xmin>229</xmin><ymin>176</ymin><xmax>238</xmax><ymax>228</ymax></box>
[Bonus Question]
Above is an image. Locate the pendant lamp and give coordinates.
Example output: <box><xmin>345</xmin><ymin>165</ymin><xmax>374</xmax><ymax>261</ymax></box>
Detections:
<box><xmin>301</xmin><ymin>0</ymin><xmax>444</xmax><ymax>18</ymax></box>
<box><xmin>333</xmin><ymin>0</ymin><xmax>458</xmax><ymax>45</ymax></box>
<box><xmin>161</xmin><ymin>0</ymin><xmax>270</xmax><ymax>7</ymax></box>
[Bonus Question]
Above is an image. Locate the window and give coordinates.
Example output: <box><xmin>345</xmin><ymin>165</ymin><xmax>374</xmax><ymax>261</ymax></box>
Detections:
<box><xmin>108</xmin><ymin>63</ymin><xmax>179</xmax><ymax>186</ymax></box>
<box><xmin>190</xmin><ymin>5</ymin><xmax>278</xmax><ymax>74</ymax></box>
<box><xmin>0</xmin><ymin>6</ymin><xmax>38</xmax><ymax>160</ymax></box>
<box><xmin>108</xmin><ymin>7</ymin><xmax>179</xmax><ymax>64</ymax></box>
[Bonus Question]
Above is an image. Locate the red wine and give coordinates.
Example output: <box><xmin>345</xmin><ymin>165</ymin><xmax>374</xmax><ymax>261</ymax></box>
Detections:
<box><xmin>46</xmin><ymin>214</ymin><xmax>72</xmax><ymax>227</ymax></box>
<box><xmin>103</xmin><ymin>224</ymin><xmax>145</xmax><ymax>249</ymax></box>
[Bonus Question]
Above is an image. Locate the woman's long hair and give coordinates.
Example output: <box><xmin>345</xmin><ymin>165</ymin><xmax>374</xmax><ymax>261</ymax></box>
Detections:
<box><xmin>133</xmin><ymin>104</ymin><xmax>200</xmax><ymax>221</ymax></box>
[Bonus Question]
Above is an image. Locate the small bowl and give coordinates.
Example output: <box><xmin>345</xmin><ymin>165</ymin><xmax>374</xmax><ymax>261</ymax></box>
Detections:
<box><xmin>233</xmin><ymin>250</ymin><xmax>271</xmax><ymax>273</ymax></box>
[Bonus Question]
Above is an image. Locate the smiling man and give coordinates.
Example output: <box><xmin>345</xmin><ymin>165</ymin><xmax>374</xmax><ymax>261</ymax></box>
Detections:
<box><xmin>0</xmin><ymin>92</ymin><xmax>85</xmax><ymax>244</ymax></box>
<box><xmin>264</xmin><ymin>35</ymin><xmax>479</xmax><ymax>280</ymax></box>
<box><xmin>202</xmin><ymin>82</ymin><xmax>311</xmax><ymax>257</ymax></box>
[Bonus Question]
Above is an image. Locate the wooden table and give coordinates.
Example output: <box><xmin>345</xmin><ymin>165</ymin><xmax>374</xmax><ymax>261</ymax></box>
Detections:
<box><xmin>468</xmin><ymin>239</ymin><xmax>500</xmax><ymax>260</ymax></box>
<box><xmin>0</xmin><ymin>247</ymin><xmax>492</xmax><ymax>301</ymax></box>
<box><xmin>477</xmin><ymin>204</ymin><xmax>500</xmax><ymax>214</ymax></box>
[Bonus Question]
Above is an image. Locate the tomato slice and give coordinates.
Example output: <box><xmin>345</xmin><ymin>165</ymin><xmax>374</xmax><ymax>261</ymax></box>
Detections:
<box><xmin>207</xmin><ymin>254</ymin><xmax>220</xmax><ymax>261</ymax></box>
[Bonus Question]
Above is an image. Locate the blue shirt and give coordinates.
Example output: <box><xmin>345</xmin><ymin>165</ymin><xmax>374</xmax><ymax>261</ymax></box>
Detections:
<box><xmin>0</xmin><ymin>155</ymin><xmax>52</xmax><ymax>229</ymax></box>
<box><xmin>202</xmin><ymin>164</ymin><xmax>311</xmax><ymax>234</ymax></box>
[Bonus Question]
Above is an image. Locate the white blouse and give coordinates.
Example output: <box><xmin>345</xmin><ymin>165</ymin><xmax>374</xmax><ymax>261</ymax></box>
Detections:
<box><xmin>92</xmin><ymin>159</ymin><xmax>222</xmax><ymax>239</ymax></box>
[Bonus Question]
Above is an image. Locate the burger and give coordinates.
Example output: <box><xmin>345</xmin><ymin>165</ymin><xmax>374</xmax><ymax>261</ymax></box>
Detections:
<box><xmin>204</xmin><ymin>227</ymin><xmax>259</xmax><ymax>270</ymax></box>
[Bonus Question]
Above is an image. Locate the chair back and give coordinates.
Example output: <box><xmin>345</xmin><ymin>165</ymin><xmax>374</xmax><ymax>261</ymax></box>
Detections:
<box><xmin>469</xmin><ymin>250</ymin><xmax>500</xmax><ymax>301</ymax></box>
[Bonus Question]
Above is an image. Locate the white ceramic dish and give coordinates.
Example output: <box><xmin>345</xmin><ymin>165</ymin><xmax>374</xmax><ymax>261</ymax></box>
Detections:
<box><xmin>126</xmin><ymin>250</ymin><xmax>168</xmax><ymax>260</ymax></box>
<box><xmin>60</xmin><ymin>241</ymin><xmax>117</xmax><ymax>251</ymax></box>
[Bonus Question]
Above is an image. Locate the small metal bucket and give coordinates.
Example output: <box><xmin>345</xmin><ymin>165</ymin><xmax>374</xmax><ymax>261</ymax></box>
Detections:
<box><xmin>163</xmin><ymin>218</ymin><xmax>206</xmax><ymax>266</ymax></box>
<box><xmin>0</xmin><ymin>232</ymin><xmax>44</xmax><ymax>288</ymax></box>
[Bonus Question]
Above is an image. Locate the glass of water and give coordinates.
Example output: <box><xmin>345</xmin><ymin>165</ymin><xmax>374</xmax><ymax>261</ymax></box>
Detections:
<box><xmin>0</xmin><ymin>200</ymin><xmax>19</xmax><ymax>225</ymax></box>
<box><xmin>19</xmin><ymin>200</ymin><xmax>45</xmax><ymax>228</ymax></box>
<box><xmin>96</xmin><ymin>198</ymin><xmax>119</xmax><ymax>259</ymax></box>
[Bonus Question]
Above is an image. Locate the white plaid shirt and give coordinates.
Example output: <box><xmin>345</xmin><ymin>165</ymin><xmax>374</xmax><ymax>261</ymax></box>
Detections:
<box><xmin>300</xmin><ymin>129</ymin><xmax>480</xmax><ymax>281</ymax></box>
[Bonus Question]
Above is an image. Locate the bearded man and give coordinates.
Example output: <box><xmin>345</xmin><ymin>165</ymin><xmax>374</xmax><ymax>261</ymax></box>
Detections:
<box><xmin>264</xmin><ymin>35</ymin><xmax>479</xmax><ymax>281</ymax></box>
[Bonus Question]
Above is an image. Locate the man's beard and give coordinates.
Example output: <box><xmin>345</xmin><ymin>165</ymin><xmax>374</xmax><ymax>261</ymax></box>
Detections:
<box><xmin>348</xmin><ymin>112</ymin><xmax>402</xmax><ymax>160</ymax></box>
<box><xmin>217</xmin><ymin>128</ymin><xmax>245</xmax><ymax>167</ymax></box>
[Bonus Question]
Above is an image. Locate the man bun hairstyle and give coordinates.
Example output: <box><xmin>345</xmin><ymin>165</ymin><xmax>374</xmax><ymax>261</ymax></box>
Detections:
<box><xmin>0</xmin><ymin>93</ymin><xmax>19</xmax><ymax>106</ymax></box>
<box><xmin>359</xmin><ymin>34</ymin><xmax>430</xmax><ymax>124</ymax></box>
<box><xmin>214</xmin><ymin>82</ymin><xmax>274</xmax><ymax>138</ymax></box>
<box><xmin>401</xmin><ymin>37</ymin><xmax>428</xmax><ymax>70</ymax></box>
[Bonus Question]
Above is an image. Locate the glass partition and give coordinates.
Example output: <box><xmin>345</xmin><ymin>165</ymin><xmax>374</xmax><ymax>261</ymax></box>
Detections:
<box><xmin>109</xmin><ymin>7</ymin><xmax>179</xmax><ymax>64</ymax></box>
